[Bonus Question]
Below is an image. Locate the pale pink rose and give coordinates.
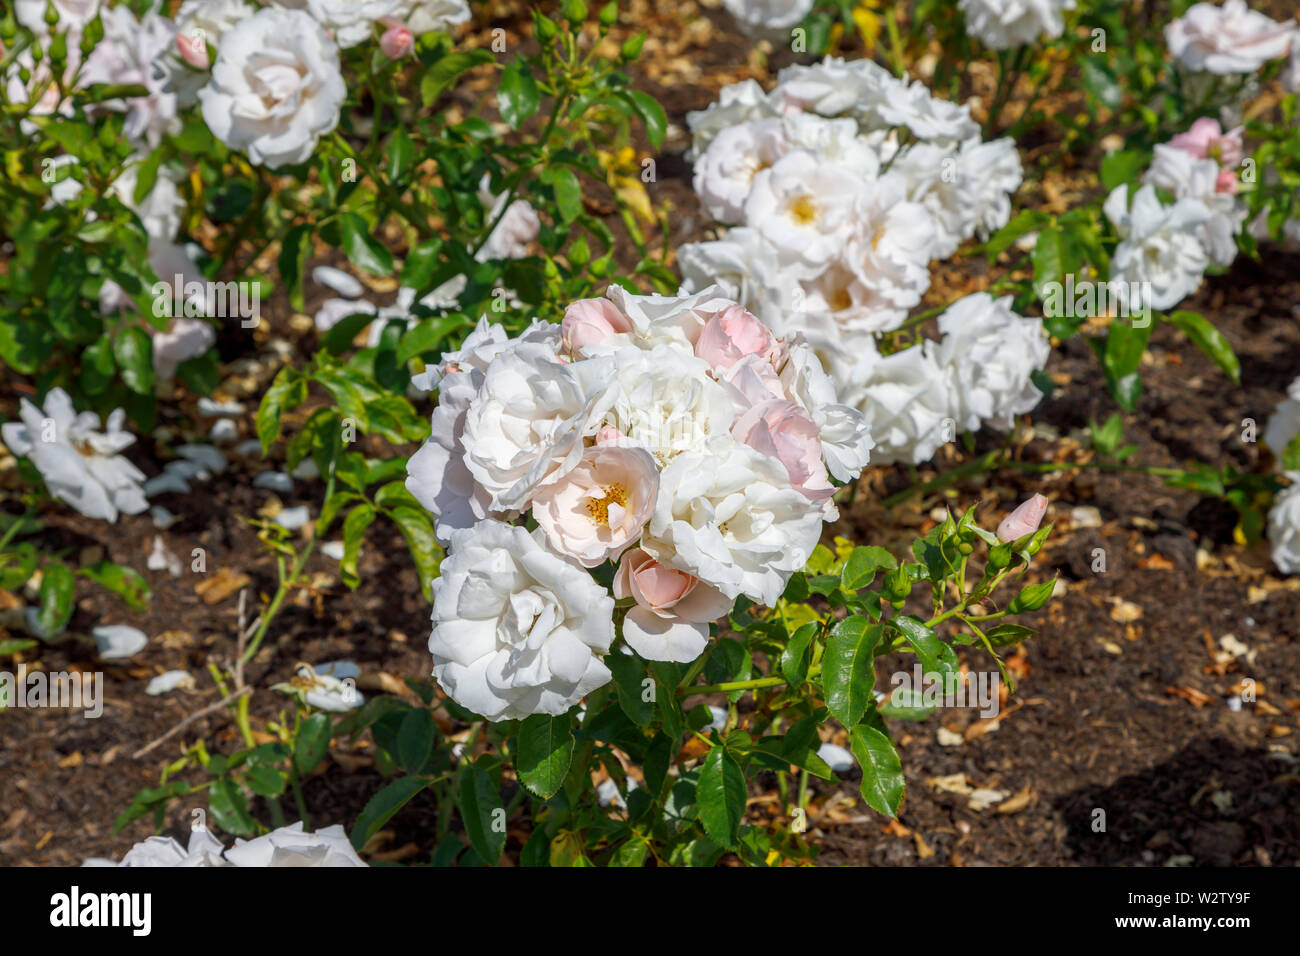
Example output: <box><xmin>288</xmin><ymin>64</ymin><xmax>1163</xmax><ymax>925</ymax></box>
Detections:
<box><xmin>719</xmin><ymin>351</ymin><xmax>786</xmax><ymax>413</ymax></box>
<box><xmin>996</xmin><ymin>493</ymin><xmax>1049</xmax><ymax>542</ymax></box>
<box><xmin>1215</xmin><ymin>168</ymin><xmax>1240</xmax><ymax>195</ymax></box>
<box><xmin>532</xmin><ymin>445</ymin><xmax>658</xmax><ymax>567</ymax></box>
<box><xmin>613</xmin><ymin>548</ymin><xmax>732</xmax><ymax>662</ymax></box>
<box><xmin>694</xmin><ymin>304</ymin><xmax>777</xmax><ymax>371</ymax></box>
<box><xmin>177</xmin><ymin>32</ymin><xmax>210</xmax><ymax>70</ymax></box>
<box><xmin>379</xmin><ymin>19</ymin><xmax>413</xmax><ymax>59</ymax></box>
<box><xmin>1168</xmin><ymin>118</ymin><xmax>1244</xmax><ymax>167</ymax></box>
<box><xmin>733</xmin><ymin>399</ymin><xmax>835</xmax><ymax>514</ymax></box>
<box><xmin>561</xmin><ymin>298</ymin><xmax>633</xmax><ymax>353</ymax></box>
<box><xmin>595</xmin><ymin>425</ymin><xmax>624</xmax><ymax>445</ymax></box>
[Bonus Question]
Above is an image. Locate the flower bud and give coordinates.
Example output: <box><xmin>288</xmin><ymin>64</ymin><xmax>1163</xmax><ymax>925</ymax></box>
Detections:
<box><xmin>177</xmin><ymin>32</ymin><xmax>209</xmax><ymax>69</ymax></box>
<box><xmin>379</xmin><ymin>18</ymin><xmax>413</xmax><ymax>59</ymax></box>
<box><xmin>996</xmin><ymin>493</ymin><xmax>1049</xmax><ymax>543</ymax></box>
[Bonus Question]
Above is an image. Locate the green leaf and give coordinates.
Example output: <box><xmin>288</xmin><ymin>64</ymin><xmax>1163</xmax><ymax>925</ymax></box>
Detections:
<box><xmin>779</xmin><ymin>621</ymin><xmax>818</xmax><ymax>686</ymax></box>
<box><xmin>622</xmin><ymin>89</ymin><xmax>667</xmax><ymax>150</ymax></box>
<box><xmin>420</xmin><ymin>49</ymin><xmax>495</xmax><ymax>108</ymax></box>
<box><xmin>387</xmin><ymin>127</ymin><xmax>414</xmax><ymax>183</ymax></box>
<box><xmin>278</xmin><ymin>225</ymin><xmax>313</xmax><ymax>313</ymax></box>
<box><xmin>609</xmin><ymin>652</ymin><xmax>655</xmax><ymax>725</ymax></box>
<box><xmin>498</xmin><ymin>58</ymin><xmax>540</xmax><ymax>129</ymax></box>
<box><xmin>79</xmin><ymin>561</ymin><xmax>150</xmax><ymax>612</ymax></box>
<box><xmin>321</xmin><ymin>310</ymin><xmax>377</xmax><ymax>355</ymax></box>
<box><xmin>822</xmin><ymin>616</ymin><xmax>880</xmax><ymax>728</ymax></box>
<box><xmin>207</xmin><ymin>778</ymin><xmax>256</xmax><ymax>835</ymax></box>
<box><xmin>516</xmin><ymin>713</ymin><xmax>575</xmax><ymax>799</ymax></box>
<box><xmin>339</xmin><ymin>503</ymin><xmax>375</xmax><ymax>589</ymax></box>
<box><xmin>397</xmin><ymin>706</ymin><xmax>436</xmax><ymax>773</ymax></box>
<box><xmin>984</xmin><ymin>623</ymin><xmax>1037</xmax><ymax>648</ymax></box>
<box><xmin>849</xmin><ymin>724</ymin><xmax>905</xmax><ymax>819</ymax></box>
<box><xmin>350</xmin><ymin>775</ymin><xmax>433</xmax><ymax>850</ymax></box>
<box><xmin>1008</xmin><ymin>577</ymin><xmax>1058</xmax><ymax>613</ymax></box>
<box><xmin>339</xmin><ymin>212</ymin><xmax>394</xmax><ymax>275</ymax></box>
<box><xmin>697</xmin><ymin>745</ymin><xmax>746</xmax><ymax>849</ymax></box>
<box><xmin>888</xmin><ymin>616</ymin><xmax>957</xmax><ymax>683</ymax></box>
<box><xmin>1100</xmin><ymin>149</ymin><xmax>1147</xmax><ymax>192</ymax></box>
<box><xmin>244</xmin><ymin>764</ymin><xmax>286</xmax><ymax>797</ymax></box>
<box><xmin>112</xmin><ymin>326</ymin><xmax>153</xmax><ymax>395</ymax></box>
<box><xmin>1167</xmin><ymin>310</ymin><xmax>1240</xmax><ymax>384</ymax></box>
<box><xmin>842</xmin><ymin>545</ymin><xmax>897</xmax><ymax>591</ymax></box>
<box><xmin>458</xmin><ymin>764</ymin><xmax>505</xmax><ymax>863</ymax></box>
<box><xmin>983</xmin><ymin>209</ymin><xmax>1047</xmax><ymax>262</ymax></box>
<box><xmin>256</xmin><ymin>368</ymin><xmax>304</xmax><ymax>453</ymax></box>
<box><xmin>37</xmin><ymin>561</ymin><xmax>75</xmax><ymax>636</ymax></box>
<box><xmin>1032</xmin><ymin>228</ymin><xmax>1063</xmax><ymax>300</ymax></box>
<box><xmin>545</xmin><ymin>166</ymin><xmax>582</xmax><ymax>222</ymax></box>
<box><xmin>0</xmin><ymin>638</ymin><xmax>38</xmax><ymax>655</ymax></box>
<box><xmin>294</xmin><ymin>712</ymin><xmax>332</xmax><ymax>774</ymax></box>
<box><xmin>385</xmin><ymin>504</ymin><xmax>442</xmax><ymax>600</ymax></box>
<box><xmin>1102</xmin><ymin>316</ymin><xmax>1153</xmax><ymax>411</ymax></box>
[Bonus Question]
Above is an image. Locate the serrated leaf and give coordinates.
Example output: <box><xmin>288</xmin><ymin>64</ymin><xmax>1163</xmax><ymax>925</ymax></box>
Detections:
<box><xmin>517</xmin><ymin>713</ymin><xmax>575</xmax><ymax>799</ymax></box>
<box><xmin>823</xmin><ymin>616</ymin><xmax>880</xmax><ymax>728</ymax></box>
<box><xmin>697</xmin><ymin>745</ymin><xmax>745</xmax><ymax>849</ymax></box>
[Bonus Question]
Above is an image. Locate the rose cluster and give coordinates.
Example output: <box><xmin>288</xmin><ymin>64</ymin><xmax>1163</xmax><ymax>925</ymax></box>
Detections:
<box><xmin>404</xmin><ymin>286</ymin><xmax>873</xmax><ymax>720</ymax></box>
<box><xmin>680</xmin><ymin>58</ymin><xmax>1048</xmax><ymax>464</ymax></box>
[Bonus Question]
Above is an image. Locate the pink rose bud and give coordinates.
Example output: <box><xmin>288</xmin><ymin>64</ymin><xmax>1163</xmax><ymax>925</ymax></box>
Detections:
<box><xmin>596</xmin><ymin>425</ymin><xmax>624</xmax><ymax>445</ymax></box>
<box><xmin>177</xmin><ymin>32</ymin><xmax>209</xmax><ymax>70</ymax></box>
<box><xmin>1169</xmin><ymin>117</ymin><xmax>1221</xmax><ymax>160</ymax></box>
<box><xmin>695</xmin><ymin>304</ymin><xmax>777</xmax><ymax>371</ymax></box>
<box><xmin>561</xmin><ymin>298</ymin><xmax>633</xmax><ymax>353</ymax></box>
<box><xmin>1215</xmin><ymin>168</ymin><xmax>1240</xmax><ymax>195</ymax></box>
<box><xmin>379</xmin><ymin>20</ymin><xmax>414</xmax><ymax>59</ymax></box>
<box><xmin>996</xmin><ymin>493</ymin><xmax>1050</xmax><ymax>543</ymax></box>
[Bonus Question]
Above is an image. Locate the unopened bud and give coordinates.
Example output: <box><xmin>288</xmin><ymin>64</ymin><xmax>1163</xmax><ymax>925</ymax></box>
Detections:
<box><xmin>177</xmin><ymin>33</ymin><xmax>209</xmax><ymax>69</ymax></box>
<box><xmin>996</xmin><ymin>493</ymin><xmax>1049</xmax><ymax>543</ymax></box>
<box><xmin>379</xmin><ymin>19</ymin><xmax>413</xmax><ymax>59</ymax></box>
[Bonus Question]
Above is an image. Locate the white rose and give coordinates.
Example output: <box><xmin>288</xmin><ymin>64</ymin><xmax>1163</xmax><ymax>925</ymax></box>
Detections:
<box><xmin>843</xmin><ymin>173</ymin><xmax>937</xmax><ymax>315</ymax></box>
<box><xmin>641</xmin><ymin>435</ymin><xmax>823</xmax><ymax>606</ymax></box>
<box><xmin>722</xmin><ymin>0</ymin><xmax>814</xmax><ymax>36</ymax></box>
<box><xmin>958</xmin><ymin>0</ymin><xmax>1077</xmax><ymax>51</ymax></box>
<box><xmin>461</xmin><ymin>343</ymin><xmax>615</xmax><ymax>511</ymax></box>
<box><xmin>1</xmin><ymin>388</ymin><xmax>149</xmax><ymax>523</ymax></box>
<box><xmin>429</xmin><ymin>521</ymin><xmax>615</xmax><ymax>720</ymax></box>
<box><xmin>1285</xmin><ymin>37</ymin><xmax>1300</xmax><ymax>93</ymax></box>
<box><xmin>598</xmin><ymin>345</ymin><xmax>736</xmax><ymax>463</ymax></box>
<box><xmin>305</xmin><ymin>0</ymin><xmax>402</xmax><ymax>48</ymax></box>
<box><xmin>1105</xmin><ymin>184</ymin><xmax>1212</xmax><ymax>311</ymax></box>
<box><xmin>961</xmin><ymin>137</ymin><xmax>1023</xmax><ymax>239</ymax></box>
<box><xmin>15</xmin><ymin>0</ymin><xmax>99</xmax><ymax>37</ymax></box>
<box><xmin>225</xmin><ymin>823</ymin><xmax>367</xmax><ymax>867</ymax></box>
<box><xmin>776</xmin><ymin>340</ymin><xmax>874</xmax><ymax>482</ymax></box>
<box><xmin>199</xmin><ymin>9</ymin><xmax>346</xmax><ymax>168</ymax></box>
<box><xmin>476</xmin><ymin>175</ymin><xmax>541</xmax><ymax>261</ymax></box>
<box><xmin>113</xmin><ymin>830</ymin><xmax>227</xmax><ymax>867</ymax></box>
<box><xmin>875</xmin><ymin>79</ymin><xmax>980</xmax><ymax>147</ymax></box>
<box><xmin>693</xmin><ymin>118</ymin><xmax>793</xmax><ymax>224</ymax></box>
<box><xmin>686</xmin><ymin>80</ymin><xmax>779</xmax><ymax>160</ymax></box>
<box><xmin>78</xmin><ymin>6</ymin><xmax>180</xmax><ymax>149</ymax></box>
<box><xmin>1144</xmin><ymin>144</ymin><xmax>1246</xmax><ymax>267</ymax></box>
<box><xmin>597</xmin><ymin>284</ymin><xmax>738</xmax><ymax>353</ymax></box>
<box><xmin>744</xmin><ymin>150</ymin><xmax>862</xmax><ymax>277</ymax></box>
<box><xmin>110</xmin><ymin>163</ymin><xmax>184</xmax><ymax>245</ymax></box>
<box><xmin>678</xmin><ymin>229</ymin><xmax>797</xmax><ymax>324</ymax></box>
<box><xmin>934</xmin><ymin>292</ymin><xmax>1049</xmax><ymax>431</ymax></box>
<box><xmin>1267</xmin><ymin>477</ymin><xmax>1300</xmax><ymax>575</ymax></box>
<box><xmin>406</xmin><ymin>318</ymin><xmax>559</xmax><ymax>542</ymax></box>
<box><xmin>393</xmin><ymin>0</ymin><xmax>471</xmax><ymax>34</ymax></box>
<box><xmin>1165</xmin><ymin>0</ymin><xmax>1295</xmax><ymax>74</ymax></box>
<box><xmin>846</xmin><ymin>342</ymin><xmax>955</xmax><ymax>466</ymax></box>
<box><xmin>772</xmin><ymin>57</ymin><xmax>896</xmax><ymax>124</ymax></box>
<box><xmin>1264</xmin><ymin>376</ymin><xmax>1300</xmax><ymax>458</ymax></box>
